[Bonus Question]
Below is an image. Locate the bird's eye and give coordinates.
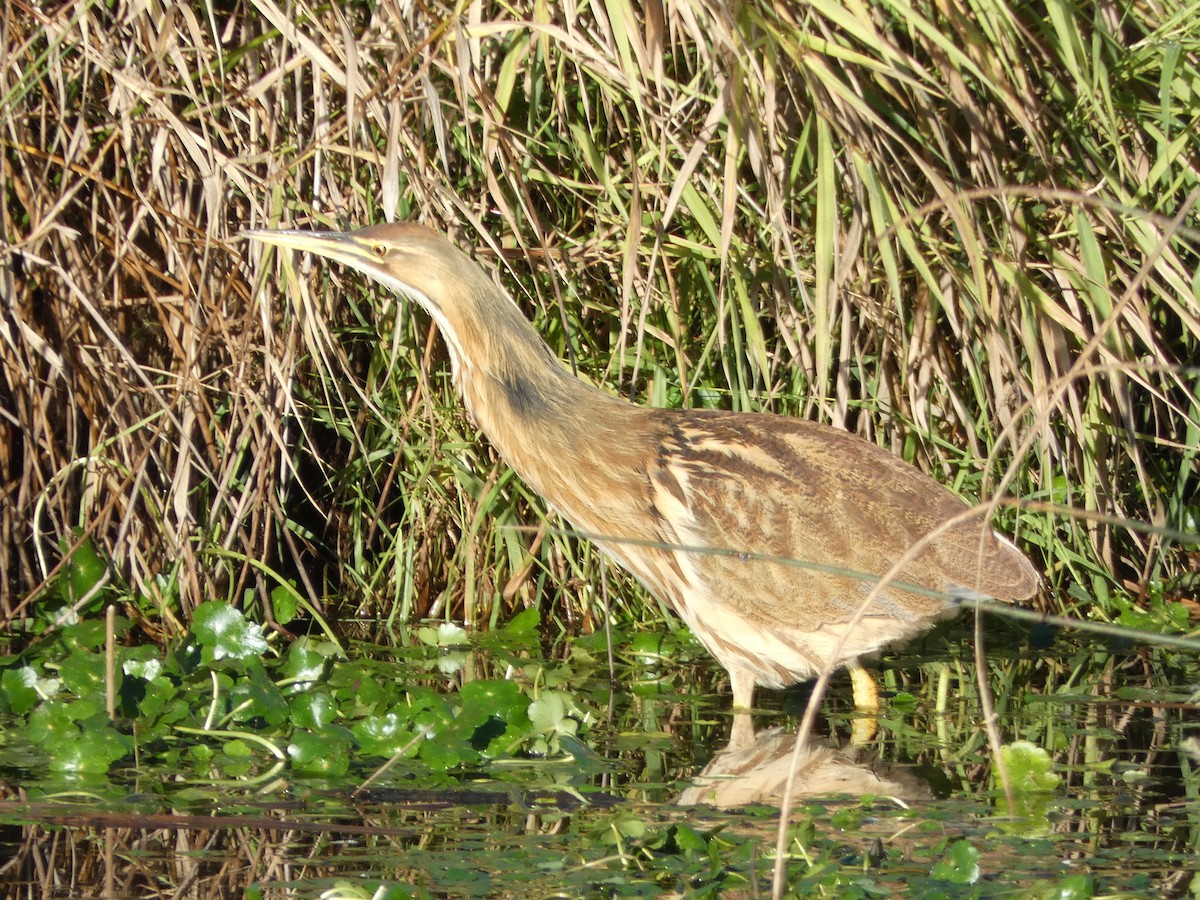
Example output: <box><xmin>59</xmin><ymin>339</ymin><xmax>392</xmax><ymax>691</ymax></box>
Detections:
<box><xmin>370</xmin><ymin>243</ymin><xmax>387</xmax><ymax>258</ymax></box>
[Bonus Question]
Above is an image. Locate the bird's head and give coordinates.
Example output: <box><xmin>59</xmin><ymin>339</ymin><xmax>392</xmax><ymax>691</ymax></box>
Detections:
<box><xmin>242</xmin><ymin>222</ymin><xmax>568</xmax><ymax>416</ymax></box>
<box><xmin>245</xmin><ymin>223</ymin><xmax>544</xmax><ymax>372</ymax></box>
<box><xmin>244</xmin><ymin>223</ymin><xmax>491</xmax><ymax>334</ymax></box>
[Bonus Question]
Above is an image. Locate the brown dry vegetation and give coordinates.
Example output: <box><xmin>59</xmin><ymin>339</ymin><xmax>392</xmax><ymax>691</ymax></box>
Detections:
<box><xmin>1</xmin><ymin>0</ymin><xmax>1197</xmax><ymax>640</ymax></box>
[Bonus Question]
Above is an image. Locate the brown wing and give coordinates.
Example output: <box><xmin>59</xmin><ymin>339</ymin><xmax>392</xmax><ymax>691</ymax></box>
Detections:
<box><xmin>647</xmin><ymin>410</ymin><xmax>1037</xmax><ymax>629</ymax></box>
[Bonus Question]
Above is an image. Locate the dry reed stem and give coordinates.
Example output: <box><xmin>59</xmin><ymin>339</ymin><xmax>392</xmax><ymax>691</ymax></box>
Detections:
<box><xmin>1</xmin><ymin>0</ymin><xmax>1195</xmax><ymax>640</ymax></box>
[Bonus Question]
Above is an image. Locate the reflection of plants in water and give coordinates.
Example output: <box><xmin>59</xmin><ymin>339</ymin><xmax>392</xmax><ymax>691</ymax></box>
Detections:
<box><xmin>995</xmin><ymin>740</ymin><xmax>1059</xmax><ymax>833</ymax></box>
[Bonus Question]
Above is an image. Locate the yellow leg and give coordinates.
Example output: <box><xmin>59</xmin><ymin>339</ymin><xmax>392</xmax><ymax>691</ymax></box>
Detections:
<box><xmin>730</xmin><ymin>668</ymin><xmax>756</xmax><ymax>711</ymax></box>
<box><xmin>849</xmin><ymin>664</ymin><xmax>880</xmax><ymax>745</ymax></box>
<box><xmin>729</xmin><ymin>669</ymin><xmax>757</xmax><ymax>749</ymax></box>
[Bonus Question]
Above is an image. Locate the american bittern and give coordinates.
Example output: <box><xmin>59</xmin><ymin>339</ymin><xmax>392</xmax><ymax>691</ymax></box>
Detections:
<box><xmin>245</xmin><ymin>224</ymin><xmax>1039</xmax><ymax>740</ymax></box>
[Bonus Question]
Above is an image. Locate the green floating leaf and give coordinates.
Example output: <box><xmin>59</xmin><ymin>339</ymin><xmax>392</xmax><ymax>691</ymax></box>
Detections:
<box><xmin>597</xmin><ymin>810</ymin><xmax>648</xmax><ymax>846</ymax></box>
<box><xmin>122</xmin><ymin>651</ymin><xmax>163</xmax><ymax>682</ymax></box>
<box><xmin>270</xmin><ymin>583</ymin><xmax>300</xmax><ymax>625</ymax></box>
<box><xmin>1048</xmin><ymin>873</ymin><xmax>1095</xmax><ymax>899</ymax></box>
<box><xmin>418</xmin><ymin>736</ymin><xmax>461</xmax><ymax>772</ymax></box>
<box><xmin>278</xmin><ymin>637</ymin><xmax>334</xmax><ymax>685</ymax></box>
<box><xmin>526</xmin><ymin>691</ymin><xmax>582</xmax><ymax>757</ymax></box>
<box><xmin>190</xmin><ymin>601</ymin><xmax>268</xmax><ymax>665</ymax></box>
<box><xmin>59</xmin><ymin>650</ymin><xmax>108</xmax><ymax>698</ymax></box>
<box><xmin>930</xmin><ymin>839</ymin><xmax>980</xmax><ymax>884</ymax></box>
<box><xmin>353</xmin><ymin>712</ymin><xmax>418</xmax><ymax>759</ymax></box>
<box><xmin>132</xmin><ymin>674</ymin><xmax>181</xmax><ymax>726</ymax></box>
<box><xmin>330</xmin><ymin>669</ymin><xmax>386</xmax><ymax>716</ymax></box>
<box><xmin>418</xmin><ymin>623</ymin><xmax>469</xmax><ymax>647</ymax></box>
<box><xmin>2</xmin><ymin>666</ymin><xmax>39</xmax><ymax>715</ymax></box>
<box><xmin>27</xmin><ymin>700</ymin><xmax>80</xmax><ymax>744</ymax></box>
<box><xmin>501</xmin><ymin>607</ymin><xmax>540</xmax><ymax>637</ymax></box>
<box><xmin>830</xmin><ymin>807</ymin><xmax>862</xmax><ymax>831</ymax></box>
<box><xmin>228</xmin><ymin>665</ymin><xmax>289</xmax><ymax>727</ymax></box>
<box><xmin>290</xmin><ymin>690</ymin><xmax>340</xmax><ymax>730</ymax></box>
<box><xmin>28</xmin><ymin>703</ymin><xmax>132</xmax><ymax>774</ymax></box>
<box><xmin>629</xmin><ymin>632</ymin><xmax>668</xmax><ymax>664</ymax></box>
<box><xmin>47</xmin><ymin>730</ymin><xmax>130</xmax><ymax>774</ymax></box>
<box><xmin>58</xmin><ymin>619</ymin><xmax>110</xmax><ymax>651</ymax></box>
<box><xmin>432</xmin><ymin>679</ymin><xmax>529</xmax><ymax>758</ymax></box>
<box><xmin>223</xmin><ymin>738</ymin><xmax>253</xmax><ymax>759</ymax></box>
<box><xmin>528</xmin><ymin>692</ymin><xmax>570</xmax><ymax>734</ymax></box>
<box><xmin>288</xmin><ymin>726</ymin><xmax>353</xmax><ymax>776</ymax></box>
<box><xmin>459</xmin><ymin>679</ymin><xmax>526</xmax><ymax>726</ymax></box>
<box><xmin>61</xmin><ymin>532</ymin><xmax>109</xmax><ymax>605</ymax></box>
<box><xmin>671</xmin><ymin>823</ymin><xmax>707</xmax><ymax>853</ymax></box>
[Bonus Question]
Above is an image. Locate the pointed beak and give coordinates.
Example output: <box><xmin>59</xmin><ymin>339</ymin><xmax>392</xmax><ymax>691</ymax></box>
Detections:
<box><xmin>241</xmin><ymin>229</ymin><xmax>376</xmax><ymax>271</ymax></box>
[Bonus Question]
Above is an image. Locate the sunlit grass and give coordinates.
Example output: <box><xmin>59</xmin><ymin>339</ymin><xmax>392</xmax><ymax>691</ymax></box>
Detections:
<box><xmin>0</xmin><ymin>0</ymin><xmax>1197</xmax><ymax>822</ymax></box>
<box><xmin>3</xmin><ymin>1</ymin><xmax>1196</xmax><ymax>638</ymax></box>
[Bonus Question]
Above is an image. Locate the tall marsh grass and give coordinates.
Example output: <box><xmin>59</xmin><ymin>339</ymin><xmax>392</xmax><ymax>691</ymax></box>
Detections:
<box><xmin>1</xmin><ymin>0</ymin><xmax>1196</xmax><ymax>640</ymax></box>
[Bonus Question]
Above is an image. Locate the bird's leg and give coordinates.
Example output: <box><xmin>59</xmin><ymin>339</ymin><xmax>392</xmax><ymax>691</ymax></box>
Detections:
<box><xmin>849</xmin><ymin>663</ymin><xmax>880</xmax><ymax>745</ymax></box>
<box><xmin>730</xmin><ymin>668</ymin><xmax>756</xmax><ymax>710</ymax></box>
<box><xmin>728</xmin><ymin>668</ymin><xmax>757</xmax><ymax>750</ymax></box>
